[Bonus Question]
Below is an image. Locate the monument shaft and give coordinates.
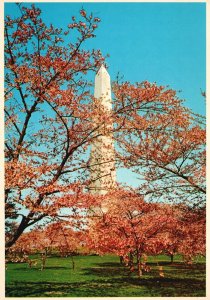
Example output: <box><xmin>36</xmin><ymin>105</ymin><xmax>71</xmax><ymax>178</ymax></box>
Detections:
<box><xmin>89</xmin><ymin>65</ymin><xmax>116</xmax><ymax>195</ymax></box>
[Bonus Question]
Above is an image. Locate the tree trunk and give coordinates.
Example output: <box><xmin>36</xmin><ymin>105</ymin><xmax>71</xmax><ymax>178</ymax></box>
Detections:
<box><xmin>5</xmin><ymin>218</ymin><xmax>28</xmax><ymax>250</ymax></box>
<box><xmin>119</xmin><ymin>256</ymin><xmax>124</xmax><ymax>265</ymax></box>
<box><xmin>136</xmin><ymin>252</ymin><xmax>142</xmax><ymax>277</ymax></box>
<box><xmin>129</xmin><ymin>252</ymin><xmax>134</xmax><ymax>267</ymax></box>
<box><xmin>41</xmin><ymin>253</ymin><xmax>47</xmax><ymax>271</ymax></box>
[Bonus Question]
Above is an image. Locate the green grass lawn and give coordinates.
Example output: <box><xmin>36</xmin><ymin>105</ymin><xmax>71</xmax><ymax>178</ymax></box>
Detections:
<box><xmin>6</xmin><ymin>254</ymin><xmax>206</xmax><ymax>297</ymax></box>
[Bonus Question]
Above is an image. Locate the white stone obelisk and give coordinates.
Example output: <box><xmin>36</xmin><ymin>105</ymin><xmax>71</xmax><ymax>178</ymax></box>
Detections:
<box><xmin>89</xmin><ymin>65</ymin><xmax>116</xmax><ymax>195</ymax></box>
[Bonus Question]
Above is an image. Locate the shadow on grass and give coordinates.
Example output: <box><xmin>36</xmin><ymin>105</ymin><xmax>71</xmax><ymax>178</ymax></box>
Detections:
<box><xmin>14</xmin><ymin>266</ymin><xmax>68</xmax><ymax>271</ymax></box>
<box><xmin>83</xmin><ymin>261</ymin><xmax>205</xmax><ymax>278</ymax></box>
<box><xmin>96</xmin><ymin>261</ymin><xmax>205</xmax><ymax>269</ymax></box>
<box><xmin>6</xmin><ymin>275</ymin><xmax>206</xmax><ymax>297</ymax></box>
<box><xmin>148</xmin><ymin>261</ymin><xmax>205</xmax><ymax>269</ymax></box>
<box><xmin>94</xmin><ymin>262</ymin><xmax>123</xmax><ymax>267</ymax></box>
<box><xmin>6</xmin><ymin>261</ymin><xmax>206</xmax><ymax>297</ymax></box>
<box><xmin>82</xmin><ymin>266</ymin><xmax>127</xmax><ymax>278</ymax></box>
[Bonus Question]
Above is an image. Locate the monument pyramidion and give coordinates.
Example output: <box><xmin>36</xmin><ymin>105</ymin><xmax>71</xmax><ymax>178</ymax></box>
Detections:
<box><xmin>89</xmin><ymin>65</ymin><xmax>116</xmax><ymax>197</ymax></box>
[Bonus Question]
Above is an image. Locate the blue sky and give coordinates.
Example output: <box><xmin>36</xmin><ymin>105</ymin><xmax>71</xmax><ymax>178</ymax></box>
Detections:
<box><xmin>5</xmin><ymin>2</ymin><xmax>206</xmax><ymax>116</ymax></box>
<box><xmin>4</xmin><ymin>2</ymin><xmax>206</xmax><ymax>188</ymax></box>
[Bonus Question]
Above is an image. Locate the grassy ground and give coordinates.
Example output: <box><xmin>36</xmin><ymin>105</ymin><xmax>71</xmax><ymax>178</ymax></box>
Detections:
<box><xmin>6</xmin><ymin>254</ymin><xmax>205</xmax><ymax>297</ymax></box>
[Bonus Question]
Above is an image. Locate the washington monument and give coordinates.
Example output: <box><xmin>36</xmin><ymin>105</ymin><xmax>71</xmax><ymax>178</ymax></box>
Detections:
<box><xmin>89</xmin><ymin>65</ymin><xmax>116</xmax><ymax>195</ymax></box>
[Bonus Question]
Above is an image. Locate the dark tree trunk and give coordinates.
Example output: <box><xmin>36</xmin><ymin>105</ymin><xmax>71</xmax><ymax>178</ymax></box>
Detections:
<box><xmin>5</xmin><ymin>217</ymin><xmax>28</xmax><ymax>250</ymax></box>
<box><xmin>136</xmin><ymin>251</ymin><xmax>142</xmax><ymax>277</ymax></box>
<box><xmin>119</xmin><ymin>256</ymin><xmax>124</xmax><ymax>265</ymax></box>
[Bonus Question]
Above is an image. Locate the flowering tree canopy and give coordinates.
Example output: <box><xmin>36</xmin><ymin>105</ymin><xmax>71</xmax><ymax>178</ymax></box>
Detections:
<box><xmin>113</xmin><ymin>81</ymin><xmax>206</xmax><ymax>207</ymax></box>
<box><xmin>5</xmin><ymin>4</ymin><xmax>106</xmax><ymax>248</ymax></box>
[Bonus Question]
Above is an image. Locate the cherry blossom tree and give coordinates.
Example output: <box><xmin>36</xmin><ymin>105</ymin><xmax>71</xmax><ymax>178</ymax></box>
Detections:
<box><xmin>110</xmin><ymin>81</ymin><xmax>206</xmax><ymax>268</ymax></box>
<box><xmin>113</xmin><ymin>81</ymin><xmax>206</xmax><ymax>208</ymax></box>
<box><xmin>5</xmin><ymin>4</ymin><xmax>106</xmax><ymax>249</ymax></box>
<box><xmin>86</xmin><ymin>189</ymin><xmax>175</xmax><ymax>277</ymax></box>
<box><xmin>163</xmin><ymin>205</ymin><xmax>206</xmax><ymax>263</ymax></box>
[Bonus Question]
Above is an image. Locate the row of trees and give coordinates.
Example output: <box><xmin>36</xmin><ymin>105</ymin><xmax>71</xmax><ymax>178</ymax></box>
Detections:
<box><xmin>5</xmin><ymin>3</ymin><xmax>206</xmax><ymax>267</ymax></box>
<box><xmin>9</xmin><ymin>190</ymin><xmax>205</xmax><ymax>277</ymax></box>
